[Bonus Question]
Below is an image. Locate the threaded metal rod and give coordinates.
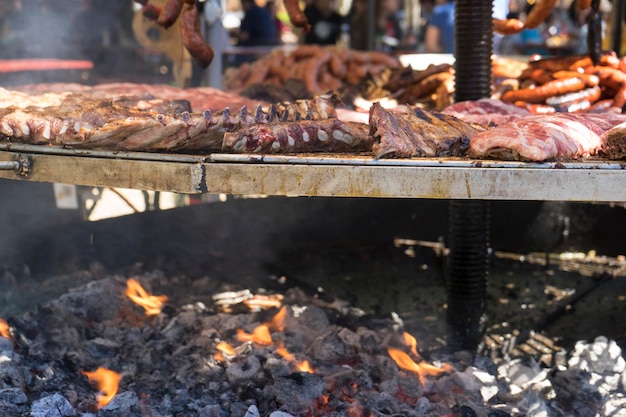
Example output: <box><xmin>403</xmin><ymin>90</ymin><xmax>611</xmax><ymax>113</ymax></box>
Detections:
<box><xmin>446</xmin><ymin>0</ymin><xmax>492</xmax><ymax>351</ymax></box>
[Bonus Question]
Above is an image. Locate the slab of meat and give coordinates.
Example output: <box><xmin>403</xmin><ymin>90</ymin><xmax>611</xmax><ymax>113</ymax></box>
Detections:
<box><xmin>369</xmin><ymin>102</ymin><xmax>484</xmax><ymax>158</ymax></box>
<box><xmin>222</xmin><ymin>119</ymin><xmax>372</xmax><ymax>153</ymax></box>
<box><xmin>468</xmin><ymin>113</ymin><xmax>626</xmax><ymax>161</ymax></box>
<box><xmin>600</xmin><ymin>121</ymin><xmax>626</xmax><ymax>159</ymax></box>
<box><xmin>442</xmin><ymin>98</ymin><xmax>530</xmax><ymax>127</ymax></box>
<box><xmin>11</xmin><ymin>83</ymin><xmax>268</xmax><ymax>113</ymax></box>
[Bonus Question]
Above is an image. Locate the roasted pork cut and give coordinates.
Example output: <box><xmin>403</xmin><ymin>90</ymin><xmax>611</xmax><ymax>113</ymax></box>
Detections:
<box><xmin>369</xmin><ymin>102</ymin><xmax>483</xmax><ymax>158</ymax></box>
<box><xmin>442</xmin><ymin>98</ymin><xmax>530</xmax><ymax>127</ymax></box>
<box><xmin>468</xmin><ymin>113</ymin><xmax>626</xmax><ymax>161</ymax></box>
<box><xmin>222</xmin><ymin>118</ymin><xmax>372</xmax><ymax>153</ymax></box>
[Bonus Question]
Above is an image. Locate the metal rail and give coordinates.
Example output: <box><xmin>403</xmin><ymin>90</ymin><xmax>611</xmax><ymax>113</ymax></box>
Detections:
<box><xmin>1</xmin><ymin>143</ymin><xmax>625</xmax><ymax>201</ymax></box>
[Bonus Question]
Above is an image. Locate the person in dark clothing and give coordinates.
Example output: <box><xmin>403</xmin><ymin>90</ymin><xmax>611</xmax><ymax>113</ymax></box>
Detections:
<box><xmin>303</xmin><ymin>0</ymin><xmax>343</xmax><ymax>45</ymax></box>
<box><xmin>237</xmin><ymin>0</ymin><xmax>278</xmax><ymax>46</ymax></box>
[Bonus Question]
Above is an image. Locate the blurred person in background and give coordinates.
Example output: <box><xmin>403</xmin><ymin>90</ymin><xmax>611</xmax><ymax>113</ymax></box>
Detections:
<box><xmin>424</xmin><ymin>0</ymin><xmax>453</xmax><ymax>53</ymax></box>
<box><xmin>236</xmin><ymin>0</ymin><xmax>278</xmax><ymax>46</ymax></box>
<box><xmin>377</xmin><ymin>0</ymin><xmax>405</xmax><ymax>51</ymax></box>
<box><xmin>265</xmin><ymin>0</ymin><xmax>287</xmax><ymax>42</ymax></box>
<box><xmin>303</xmin><ymin>0</ymin><xmax>344</xmax><ymax>45</ymax></box>
<box><xmin>347</xmin><ymin>0</ymin><xmax>367</xmax><ymax>49</ymax></box>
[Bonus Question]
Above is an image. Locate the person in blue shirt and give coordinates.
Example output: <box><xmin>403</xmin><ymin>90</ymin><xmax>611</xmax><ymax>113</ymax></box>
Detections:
<box><xmin>424</xmin><ymin>0</ymin><xmax>454</xmax><ymax>53</ymax></box>
<box><xmin>237</xmin><ymin>0</ymin><xmax>278</xmax><ymax>46</ymax></box>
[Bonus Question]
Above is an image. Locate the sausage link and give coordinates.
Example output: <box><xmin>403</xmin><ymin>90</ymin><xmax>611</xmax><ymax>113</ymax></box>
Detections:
<box><xmin>613</xmin><ymin>84</ymin><xmax>626</xmax><ymax>109</ymax></box>
<box><xmin>545</xmin><ymin>86</ymin><xmax>601</xmax><ymax>107</ymax></box>
<box><xmin>524</xmin><ymin>0</ymin><xmax>557</xmax><ymax>29</ymax></box>
<box><xmin>493</xmin><ymin>18</ymin><xmax>524</xmax><ymax>35</ymax></box>
<box><xmin>142</xmin><ymin>4</ymin><xmax>162</xmax><ymax>20</ymax></box>
<box><xmin>180</xmin><ymin>3</ymin><xmax>214</xmax><ymax>68</ymax></box>
<box><xmin>284</xmin><ymin>0</ymin><xmax>310</xmax><ymax>31</ymax></box>
<box><xmin>502</xmin><ymin>77</ymin><xmax>586</xmax><ymax>104</ymax></box>
<box><xmin>552</xmin><ymin>70</ymin><xmax>600</xmax><ymax>87</ymax></box>
<box><xmin>157</xmin><ymin>0</ymin><xmax>184</xmax><ymax>28</ymax></box>
<box><xmin>514</xmin><ymin>101</ymin><xmax>557</xmax><ymax>114</ymax></box>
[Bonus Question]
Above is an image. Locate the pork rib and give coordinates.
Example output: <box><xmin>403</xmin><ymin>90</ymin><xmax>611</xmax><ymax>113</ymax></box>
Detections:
<box><xmin>222</xmin><ymin>119</ymin><xmax>372</xmax><ymax>153</ymax></box>
<box><xmin>369</xmin><ymin>102</ymin><xmax>483</xmax><ymax>158</ymax></box>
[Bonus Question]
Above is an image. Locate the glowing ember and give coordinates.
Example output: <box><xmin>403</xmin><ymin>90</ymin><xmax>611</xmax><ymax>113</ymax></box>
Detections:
<box><xmin>236</xmin><ymin>325</ymin><xmax>273</xmax><ymax>345</ymax></box>
<box><xmin>402</xmin><ymin>331</ymin><xmax>420</xmax><ymax>358</ymax></box>
<box><xmin>387</xmin><ymin>347</ymin><xmax>453</xmax><ymax>385</ymax></box>
<box><xmin>275</xmin><ymin>342</ymin><xmax>314</xmax><ymax>373</ymax></box>
<box><xmin>0</xmin><ymin>318</ymin><xmax>10</xmax><ymax>339</ymax></box>
<box><xmin>80</xmin><ymin>367</ymin><xmax>122</xmax><ymax>408</ymax></box>
<box><xmin>214</xmin><ymin>341</ymin><xmax>236</xmax><ymax>361</ymax></box>
<box><xmin>125</xmin><ymin>278</ymin><xmax>168</xmax><ymax>316</ymax></box>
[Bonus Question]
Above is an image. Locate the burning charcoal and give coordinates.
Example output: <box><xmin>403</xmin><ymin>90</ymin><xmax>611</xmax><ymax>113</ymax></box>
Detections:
<box><xmin>30</xmin><ymin>393</ymin><xmax>77</xmax><ymax>417</ymax></box>
<box><xmin>295</xmin><ymin>305</ymin><xmax>329</xmax><ymax>336</ymax></box>
<box><xmin>97</xmin><ymin>391</ymin><xmax>139</xmax><ymax>417</ymax></box>
<box><xmin>308</xmin><ymin>331</ymin><xmax>356</xmax><ymax>364</ymax></box>
<box><xmin>244</xmin><ymin>404</ymin><xmax>261</xmax><ymax>417</ymax></box>
<box><xmin>199</xmin><ymin>404</ymin><xmax>222</xmax><ymax>417</ymax></box>
<box><xmin>568</xmin><ymin>336</ymin><xmax>626</xmax><ymax>376</ymax></box>
<box><xmin>0</xmin><ymin>358</ymin><xmax>25</xmax><ymax>390</ymax></box>
<box><xmin>0</xmin><ymin>388</ymin><xmax>27</xmax><ymax>405</ymax></box>
<box><xmin>268</xmin><ymin>411</ymin><xmax>295</xmax><ymax>417</ymax></box>
<box><xmin>85</xmin><ymin>337</ymin><xmax>119</xmax><ymax>359</ymax></box>
<box><xmin>264</xmin><ymin>357</ymin><xmax>291</xmax><ymax>379</ymax></box>
<box><xmin>0</xmin><ymin>336</ymin><xmax>12</xmax><ymax>352</ymax></box>
<box><xmin>550</xmin><ymin>368</ymin><xmax>603</xmax><ymax>416</ymax></box>
<box><xmin>226</xmin><ymin>355</ymin><xmax>262</xmax><ymax>384</ymax></box>
<box><xmin>487</xmin><ymin>410</ymin><xmax>512</xmax><ymax>417</ymax></box>
<box><xmin>267</xmin><ymin>373</ymin><xmax>324</xmax><ymax>415</ymax></box>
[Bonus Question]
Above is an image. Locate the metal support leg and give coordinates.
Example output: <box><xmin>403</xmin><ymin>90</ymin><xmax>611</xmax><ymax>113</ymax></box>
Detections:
<box><xmin>446</xmin><ymin>200</ymin><xmax>489</xmax><ymax>350</ymax></box>
<box><xmin>446</xmin><ymin>0</ymin><xmax>493</xmax><ymax>351</ymax></box>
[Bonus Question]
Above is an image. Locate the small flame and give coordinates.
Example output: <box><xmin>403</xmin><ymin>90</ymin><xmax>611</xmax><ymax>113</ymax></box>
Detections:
<box><xmin>80</xmin><ymin>367</ymin><xmax>122</xmax><ymax>408</ymax></box>
<box><xmin>125</xmin><ymin>278</ymin><xmax>168</xmax><ymax>316</ymax></box>
<box><xmin>275</xmin><ymin>341</ymin><xmax>314</xmax><ymax>373</ymax></box>
<box><xmin>387</xmin><ymin>347</ymin><xmax>452</xmax><ymax>385</ymax></box>
<box><xmin>267</xmin><ymin>306</ymin><xmax>287</xmax><ymax>331</ymax></box>
<box><xmin>402</xmin><ymin>331</ymin><xmax>420</xmax><ymax>358</ymax></box>
<box><xmin>235</xmin><ymin>307</ymin><xmax>289</xmax><ymax>346</ymax></box>
<box><xmin>236</xmin><ymin>325</ymin><xmax>273</xmax><ymax>345</ymax></box>
<box><xmin>214</xmin><ymin>341</ymin><xmax>236</xmax><ymax>361</ymax></box>
<box><xmin>0</xmin><ymin>318</ymin><xmax>10</xmax><ymax>339</ymax></box>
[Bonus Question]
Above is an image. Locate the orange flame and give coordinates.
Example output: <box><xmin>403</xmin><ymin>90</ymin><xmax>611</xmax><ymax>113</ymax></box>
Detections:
<box><xmin>125</xmin><ymin>278</ymin><xmax>168</xmax><ymax>316</ymax></box>
<box><xmin>236</xmin><ymin>325</ymin><xmax>273</xmax><ymax>345</ymax></box>
<box><xmin>214</xmin><ymin>341</ymin><xmax>236</xmax><ymax>361</ymax></box>
<box><xmin>235</xmin><ymin>307</ymin><xmax>289</xmax><ymax>346</ymax></box>
<box><xmin>387</xmin><ymin>347</ymin><xmax>453</xmax><ymax>386</ymax></box>
<box><xmin>275</xmin><ymin>341</ymin><xmax>314</xmax><ymax>373</ymax></box>
<box><xmin>268</xmin><ymin>306</ymin><xmax>287</xmax><ymax>331</ymax></box>
<box><xmin>402</xmin><ymin>331</ymin><xmax>420</xmax><ymax>358</ymax></box>
<box><xmin>0</xmin><ymin>318</ymin><xmax>10</xmax><ymax>339</ymax></box>
<box><xmin>80</xmin><ymin>367</ymin><xmax>122</xmax><ymax>408</ymax></box>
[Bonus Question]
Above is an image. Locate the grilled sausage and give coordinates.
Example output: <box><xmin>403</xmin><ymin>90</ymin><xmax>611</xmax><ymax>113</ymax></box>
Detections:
<box><xmin>502</xmin><ymin>77</ymin><xmax>587</xmax><ymax>104</ymax></box>
<box><xmin>180</xmin><ymin>3</ymin><xmax>214</xmax><ymax>68</ymax></box>
<box><xmin>551</xmin><ymin>70</ymin><xmax>600</xmax><ymax>87</ymax></box>
<box><xmin>493</xmin><ymin>18</ymin><xmax>524</xmax><ymax>34</ymax></box>
<box><xmin>285</xmin><ymin>0</ymin><xmax>310</xmax><ymax>31</ymax></box>
<box><xmin>524</xmin><ymin>0</ymin><xmax>557</xmax><ymax>29</ymax></box>
<box><xmin>514</xmin><ymin>101</ymin><xmax>557</xmax><ymax>114</ymax></box>
<box><xmin>157</xmin><ymin>0</ymin><xmax>184</xmax><ymax>28</ymax></box>
<box><xmin>142</xmin><ymin>4</ymin><xmax>162</xmax><ymax>20</ymax></box>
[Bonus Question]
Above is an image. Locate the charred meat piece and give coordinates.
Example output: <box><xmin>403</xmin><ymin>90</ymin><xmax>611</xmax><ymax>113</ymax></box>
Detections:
<box><xmin>600</xmin><ymin>121</ymin><xmax>626</xmax><ymax>159</ymax></box>
<box><xmin>222</xmin><ymin>118</ymin><xmax>372</xmax><ymax>154</ymax></box>
<box><xmin>369</xmin><ymin>102</ymin><xmax>483</xmax><ymax>158</ymax></box>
